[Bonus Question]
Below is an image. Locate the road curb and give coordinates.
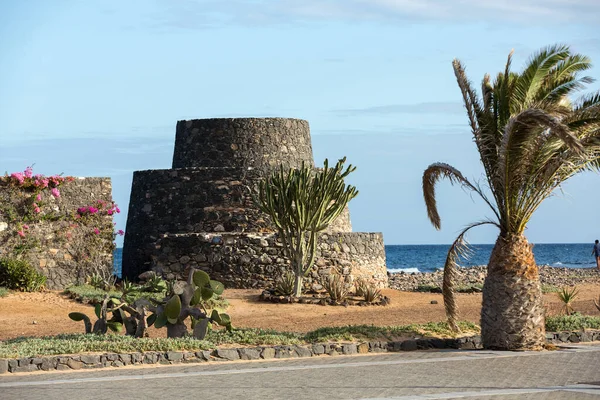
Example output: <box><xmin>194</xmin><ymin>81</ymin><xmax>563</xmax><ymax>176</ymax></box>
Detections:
<box><xmin>2</xmin><ymin>330</ymin><xmax>598</xmax><ymax>374</ymax></box>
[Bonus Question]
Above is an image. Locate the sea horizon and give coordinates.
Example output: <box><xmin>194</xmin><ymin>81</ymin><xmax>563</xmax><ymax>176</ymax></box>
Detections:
<box><xmin>113</xmin><ymin>242</ymin><xmax>597</xmax><ymax>276</ymax></box>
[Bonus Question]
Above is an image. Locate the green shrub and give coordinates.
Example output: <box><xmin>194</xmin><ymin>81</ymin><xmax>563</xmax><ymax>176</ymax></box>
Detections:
<box><xmin>415</xmin><ymin>284</ymin><xmax>442</xmax><ymax>293</ymax></box>
<box><xmin>542</xmin><ymin>284</ymin><xmax>559</xmax><ymax>294</ymax></box>
<box><xmin>0</xmin><ymin>323</ymin><xmax>483</xmax><ymax>358</ymax></box>
<box><xmin>545</xmin><ymin>313</ymin><xmax>600</xmax><ymax>332</ymax></box>
<box><xmin>324</xmin><ymin>273</ymin><xmax>348</xmax><ymax>302</ymax></box>
<box><xmin>556</xmin><ymin>286</ymin><xmax>579</xmax><ymax>315</ymax></box>
<box><xmin>0</xmin><ymin>287</ymin><xmax>9</xmax><ymax>297</ymax></box>
<box><xmin>274</xmin><ymin>271</ymin><xmax>295</xmax><ymax>296</ymax></box>
<box><xmin>0</xmin><ymin>258</ymin><xmax>46</xmax><ymax>292</ymax></box>
<box><xmin>64</xmin><ymin>285</ymin><xmax>121</xmax><ymax>303</ymax></box>
<box><xmin>455</xmin><ymin>283</ymin><xmax>483</xmax><ymax>293</ymax></box>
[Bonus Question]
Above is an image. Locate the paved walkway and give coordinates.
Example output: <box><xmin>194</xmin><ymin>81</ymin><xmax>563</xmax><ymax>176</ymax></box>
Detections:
<box><xmin>2</xmin><ymin>344</ymin><xmax>600</xmax><ymax>399</ymax></box>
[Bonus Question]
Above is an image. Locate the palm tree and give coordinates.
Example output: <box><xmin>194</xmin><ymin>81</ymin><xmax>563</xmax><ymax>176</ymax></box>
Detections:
<box><xmin>423</xmin><ymin>44</ymin><xmax>600</xmax><ymax>350</ymax></box>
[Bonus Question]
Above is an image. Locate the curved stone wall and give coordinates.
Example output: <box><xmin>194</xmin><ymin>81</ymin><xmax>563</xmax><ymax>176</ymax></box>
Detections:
<box><xmin>172</xmin><ymin>118</ymin><xmax>314</xmax><ymax>171</ymax></box>
<box><xmin>122</xmin><ymin>167</ymin><xmax>352</xmax><ymax>280</ymax></box>
<box><xmin>122</xmin><ymin>116</ymin><xmax>387</xmax><ymax>288</ymax></box>
<box><xmin>150</xmin><ymin>232</ymin><xmax>387</xmax><ymax>289</ymax></box>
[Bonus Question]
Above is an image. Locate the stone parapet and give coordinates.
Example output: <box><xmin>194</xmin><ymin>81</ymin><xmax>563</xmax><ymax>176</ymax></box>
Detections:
<box><xmin>150</xmin><ymin>232</ymin><xmax>387</xmax><ymax>289</ymax></box>
<box><xmin>122</xmin><ymin>167</ymin><xmax>352</xmax><ymax>280</ymax></box>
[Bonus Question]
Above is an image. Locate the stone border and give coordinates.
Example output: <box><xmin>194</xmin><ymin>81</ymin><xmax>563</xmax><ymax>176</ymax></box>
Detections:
<box><xmin>259</xmin><ymin>290</ymin><xmax>391</xmax><ymax>306</ymax></box>
<box><xmin>1</xmin><ymin>331</ymin><xmax>598</xmax><ymax>374</ymax></box>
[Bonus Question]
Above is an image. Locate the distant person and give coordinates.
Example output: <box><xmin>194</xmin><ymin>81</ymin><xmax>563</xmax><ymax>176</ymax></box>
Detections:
<box><xmin>592</xmin><ymin>240</ymin><xmax>600</xmax><ymax>270</ymax></box>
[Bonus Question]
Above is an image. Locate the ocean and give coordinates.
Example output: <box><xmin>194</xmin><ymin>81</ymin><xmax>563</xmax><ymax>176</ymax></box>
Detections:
<box><xmin>113</xmin><ymin>243</ymin><xmax>597</xmax><ymax>276</ymax></box>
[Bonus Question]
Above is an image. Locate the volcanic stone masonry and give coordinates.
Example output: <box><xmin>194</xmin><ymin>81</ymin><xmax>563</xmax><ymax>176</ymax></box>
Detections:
<box><xmin>0</xmin><ymin>178</ymin><xmax>114</xmax><ymax>289</ymax></box>
<box><xmin>121</xmin><ymin>118</ymin><xmax>387</xmax><ymax>289</ymax></box>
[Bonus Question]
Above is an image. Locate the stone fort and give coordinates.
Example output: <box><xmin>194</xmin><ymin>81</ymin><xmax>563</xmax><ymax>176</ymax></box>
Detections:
<box><xmin>121</xmin><ymin>118</ymin><xmax>387</xmax><ymax>290</ymax></box>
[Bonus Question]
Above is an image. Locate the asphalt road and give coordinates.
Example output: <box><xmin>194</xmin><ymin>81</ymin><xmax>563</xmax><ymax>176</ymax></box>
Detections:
<box><xmin>2</xmin><ymin>345</ymin><xmax>600</xmax><ymax>399</ymax></box>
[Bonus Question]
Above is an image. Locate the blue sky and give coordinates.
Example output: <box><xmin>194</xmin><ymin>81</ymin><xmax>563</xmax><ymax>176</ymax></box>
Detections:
<box><xmin>1</xmin><ymin>0</ymin><xmax>599</xmax><ymax>246</ymax></box>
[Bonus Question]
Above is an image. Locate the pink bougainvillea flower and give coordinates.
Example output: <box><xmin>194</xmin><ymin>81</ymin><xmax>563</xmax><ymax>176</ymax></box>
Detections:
<box><xmin>36</xmin><ymin>193</ymin><xmax>42</xmax><ymax>201</ymax></box>
<box><xmin>93</xmin><ymin>228</ymin><xmax>100</xmax><ymax>235</ymax></box>
<box><xmin>34</xmin><ymin>207</ymin><xmax>41</xmax><ymax>213</ymax></box>
<box><xmin>11</xmin><ymin>172</ymin><xmax>24</xmax><ymax>184</ymax></box>
<box><xmin>17</xmin><ymin>231</ymin><xmax>25</xmax><ymax>237</ymax></box>
<box><xmin>107</xmin><ymin>209</ymin><xmax>113</xmax><ymax>215</ymax></box>
<box><xmin>77</xmin><ymin>207</ymin><xmax>88</xmax><ymax>214</ymax></box>
<box><xmin>89</xmin><ymin>207</ymin><xmax>98</xmax><ymax>214</ymax></box>
<box><xmin>51</xmin><ymin>188</ymin><xmax>60</xmax><ymax>198</ymax></box>
<box><xmin>24</xmin><ymin>166</ymin><xmax>33</xmax><ymax>178</ymax></box>
<box><xmin>117</xmin><ymin>229</ymin><xmax>124</xmax><ymax>236</ymax></box>
<box><xmin>22</xmin><ymin>224</ymin><xmax>29</xmax><ymax>229</ymax></box>
<box><xmin>115</xmin><ymin>206</ymin><xmax>120</xmax><ymax>213</ymax></box>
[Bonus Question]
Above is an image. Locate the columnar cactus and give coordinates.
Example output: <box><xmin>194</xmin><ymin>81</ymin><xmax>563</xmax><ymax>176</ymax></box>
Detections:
<box><xmin>255</xmin><ymin>158</ymin><xmax>358</xmax><ymax>296</ymax></box>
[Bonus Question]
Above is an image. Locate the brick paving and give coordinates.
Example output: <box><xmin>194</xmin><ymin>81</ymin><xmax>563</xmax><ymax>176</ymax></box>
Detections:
<box><xmin>1</xmin><ymin>345</ymin><xmax>600</xmax><ymax>399</ymax></box>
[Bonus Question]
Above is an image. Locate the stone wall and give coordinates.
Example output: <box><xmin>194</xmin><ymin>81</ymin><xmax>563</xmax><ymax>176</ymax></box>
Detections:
<box><xmin>0</xmin><ymin>177</ymin><xmax>114</xmax><ymax>289</ymax></box>
<box><xmin>150</xmin><ymin>232</ymin><xmax>387</xmax><ymax>289</ymax></box>
<box><xmin>172</xmin><ymin>118</ymin><xmax>314</xmax><ymax>171</ymax></box>
<box><xmin>122</xmin><ymin>167</ymin><xmax>352</xmax><ymax>280</ymax></box>
<box><xmin>122</xmin><ymin>117</ymin><xmax>386</xmax><ymax>288</ymax></box>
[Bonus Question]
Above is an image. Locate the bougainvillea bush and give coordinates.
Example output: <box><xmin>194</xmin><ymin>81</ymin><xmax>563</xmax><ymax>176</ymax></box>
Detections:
<box><xmin>0</xmin><ymin>166</ymin><xmax>121</xmax><ymax>290</ymax></box>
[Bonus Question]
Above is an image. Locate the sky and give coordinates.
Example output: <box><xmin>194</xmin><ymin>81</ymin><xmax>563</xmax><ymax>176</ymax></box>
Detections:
<box><xmin>1</xmin><ymin>0</ymin><xmax>599</xmax><ymax>247</ymax></box>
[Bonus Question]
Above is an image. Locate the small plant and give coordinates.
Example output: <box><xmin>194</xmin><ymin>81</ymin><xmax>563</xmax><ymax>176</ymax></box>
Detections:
<box><xmin>0</xmin><ymin>257</ymin><xmax>46</xmax><ymax>292</ymax></box>
<box><xmin>324</xmin><ymin>273</ymin><xmax>348</xmax><ymax>302</ymax></box>
<box><xmin>415</xmin><ymin>284</ymin><xmax>442</xmax><ymax>293</ymax></box>
<box><xmin>546</xmin><ymin>312</ymin><xmax>600</xmax><ymax>332</ymax></box>
<box><xmin>557</xmin><ymin>286</ymin><xmax>579</xmax><ymax>315</ymax></box>
<box><xmin>542</xmin><ymin>284</ymin><xmax>559</xmax><ymax>294</ymax></box>
<box><xmin>274</xmin><ymin>271</ymin><xmax>295</xmax><ymax>296</ymax></box>
<box><xmin>87</xmin><ymin>273</ymin><xmax>104</xmax><ymax>290</ymax></box>
<box><xmin>362</xmin><ymin>284</ymin><xmax>382</xmax><ymax>303</ymax></box>
<box><xmin>69</xmin><ymin>268</ymin><xmax>232</xmax><ymax>339</ymax></box>
<box><xmin>0</xmin><ymin>287</ymin><xmax>9</xmax><ymax>297</ymax></box>
<box><xmin>354</xmin><ymin>278</ymin><xmax>367</xmax><ymax>297</ymax></box>
<box><xmin>143</xmin><ymin>274</ymin><xmax>167</xmax><ymax>293</ymax></box>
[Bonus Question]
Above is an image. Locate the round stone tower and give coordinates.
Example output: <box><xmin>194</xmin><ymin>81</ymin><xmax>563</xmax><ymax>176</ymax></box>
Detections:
<box><xmin>121</xmin><ymin>118</ymin><xmax>386</xmax><ymax>289</ymax></box>
<box><xmin>172</xmin><ymin>118</ymin><xmax>314</xmax><ymax>171</ymax></box>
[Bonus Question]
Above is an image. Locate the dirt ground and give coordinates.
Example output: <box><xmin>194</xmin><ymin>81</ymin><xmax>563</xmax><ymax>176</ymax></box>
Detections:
<box><xmin>1</xmin><ymin>285</ymin><xmax>599</xmax><ymax>340</ymax></box>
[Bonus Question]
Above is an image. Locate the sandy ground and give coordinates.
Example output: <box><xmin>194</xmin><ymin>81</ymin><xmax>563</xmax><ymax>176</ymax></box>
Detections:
<box><xmin>1</xmin><ymin>285</ymin><xmax>599</xmax><ymax>340</ymax></box>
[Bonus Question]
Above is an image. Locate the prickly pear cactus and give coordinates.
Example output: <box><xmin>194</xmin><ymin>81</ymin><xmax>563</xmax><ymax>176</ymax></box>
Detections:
<box><xmin>148</xmin><ymin>269</ymin><xmax>232</xmax><ymax>338</ymax></box>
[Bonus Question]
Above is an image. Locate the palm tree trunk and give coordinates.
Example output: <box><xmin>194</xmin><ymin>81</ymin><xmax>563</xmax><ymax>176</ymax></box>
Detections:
<box><xmin>481</xmin><ymin>234</ymin><xmax>545</xmax><ymax>350</ymax></box>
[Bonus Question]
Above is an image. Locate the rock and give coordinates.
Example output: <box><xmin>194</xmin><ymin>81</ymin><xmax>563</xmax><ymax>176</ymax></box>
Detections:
<box><xmin>312</xmin><ymin>283</ymin><xmax>323</xmax><ymax>291</ymax></box>
<box><xmin>215</xmin><ymin>349</ymin><xmax>240</xmax><ymax>361</ymax></box>
<box><xmin>294</xmin><ymin>346</ymin><xmax>313</xmax><ymax>358</ymax></box>
<box><xmin>138</xmin><ymin>271</ymin><xmax>157</xmax><ymax>281</ymax></box>
<box><xmin>80</xmin><ymin>355</ymin><xmax>100</xmax><ymax>364</ymax></box>
<box><xmin>261</xmin><ymin>347</ymin><xmax>275</xmax><ymax>359</ymax></box>
<box><xmin>430</xmin><ymin>300</ymin><xmax>438</xmax><ymax>304</ymax></box>
<box><xmin>342</xmin><ymin>344</ymin><xmax>357</xmax><ymax>355</ymax></box>
<box><xmin>166</xmin><ymin>352</ymin><xmax>183</xmax><ymax>362</ymax></box>
<box><xmin>214</xmin><ymin>224</ymin><xmax>225</xmax><ymax>232</ymax></box>
<box><xmin>0</xmin><ymin>359</ymin><xmax>8</xmax><ymax>374</ymax></box>
<box><xmin>32</xmin><ymin>320</ymin><xmax>38</xmax><ymax>325</ymax></box>
<box><xmin>238</xmin><ymin>348</ymin><xmax>261</xmax><ymax>360</ymax></box>
<box><xmin>400</xmin><ymin>340</ymin><xmax>418</xmax><ymax>351</ymax></box>
<box><xmin>67</xmin><ymin>358</ymin><xmax>84</xmax><ymax>370</ymax></box>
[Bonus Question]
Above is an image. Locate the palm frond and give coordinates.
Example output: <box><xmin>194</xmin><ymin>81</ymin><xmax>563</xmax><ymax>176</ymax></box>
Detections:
<box><xmin>443</xmin><ymin>220</ymin><xmax>500</xmax><ymax>332</ymax></box>
<box><xmin>423</xmin><ymin>163</ymin><xmax>499</xmax><ymax>230</ymax></box>
<box><xmin>512</xmin><ymin>44</ymin><xmax>571</xmax><ymax>110</ymax></box>
<box><xmin>453</xmin><ymin>60</ymin><xmax>499</xmax><ymax>189</ymax></box>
